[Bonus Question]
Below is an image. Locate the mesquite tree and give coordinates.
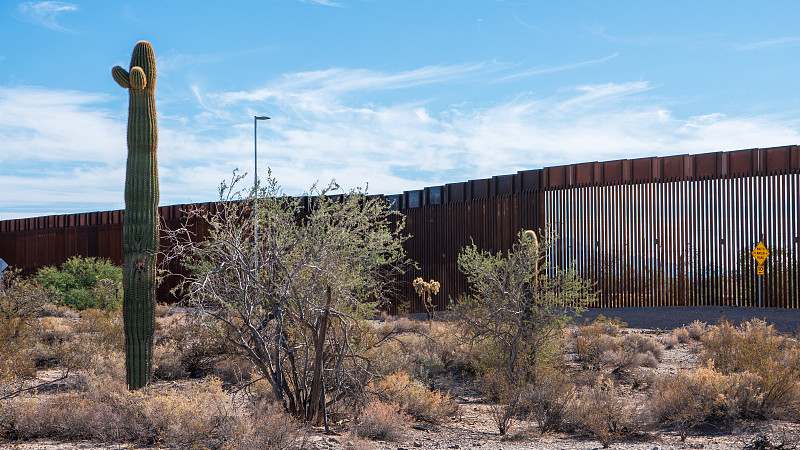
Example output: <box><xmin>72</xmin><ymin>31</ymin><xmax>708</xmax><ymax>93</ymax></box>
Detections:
<box><xmin>166</xmin><ymin>171</ymin><xmax>407</xmax><ymax>424</ymax></box>
<box><xmin>112</xmin><ymin>41</ymin><xmax>159</xmax><ymax>390</ymax></box>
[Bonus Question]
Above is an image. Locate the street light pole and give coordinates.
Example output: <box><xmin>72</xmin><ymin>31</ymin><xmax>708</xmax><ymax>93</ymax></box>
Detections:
<box><xmin>254</xmin><ymin>116</ymin><xmax>270</xmax><ymax>279</ymax></box>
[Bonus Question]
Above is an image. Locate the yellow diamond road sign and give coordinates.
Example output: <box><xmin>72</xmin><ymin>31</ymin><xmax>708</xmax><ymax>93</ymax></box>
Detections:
<box><xmin>752</xmin><ymin>241</ymin><xmax>769</xmax><ymax>265</ymax></box>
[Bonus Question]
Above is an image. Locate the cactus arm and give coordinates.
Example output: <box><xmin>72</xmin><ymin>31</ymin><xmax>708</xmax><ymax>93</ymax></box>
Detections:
<box><xmin>112</xmin><ymin>66</ymin><xmax>130</xmax><ymax>88</ymax></box>
<box><xmin>129</xmin><ymin>67</ymin><xmax>147</xmax><ymax>90</ymax></box>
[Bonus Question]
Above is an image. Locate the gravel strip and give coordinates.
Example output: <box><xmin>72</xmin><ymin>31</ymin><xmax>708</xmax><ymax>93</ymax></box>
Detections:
<box><xmin>577</xmin><ymin>306</ymin><xmax>800</xmax><ymax>333</ymax></box>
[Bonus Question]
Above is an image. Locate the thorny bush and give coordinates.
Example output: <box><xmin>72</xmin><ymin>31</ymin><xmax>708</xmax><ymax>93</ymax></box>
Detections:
<box><xmin>165</xmin><ymin>170</ymin><xmax>408</xmax><ymax>425</ymax></box>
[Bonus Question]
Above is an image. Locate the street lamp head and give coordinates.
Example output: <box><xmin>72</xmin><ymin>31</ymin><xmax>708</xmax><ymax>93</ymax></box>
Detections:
<box><xmin>255</xmin><ymin>116</ymin><xmax>271</xmax><ymax>120</ymax></box>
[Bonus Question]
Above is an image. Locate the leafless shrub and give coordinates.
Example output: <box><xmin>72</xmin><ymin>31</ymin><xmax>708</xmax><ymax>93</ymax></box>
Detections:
<box><xmin>1</xmin><ymin>377</ymin><xmax>252</xmax><ymax>448</ymax></box>
<box><xmin>521</xmin><ymin>370</ymin><xmax>576</xmax><ymax>433</ymax></box>
<box><xmin>575</xmin><ymin>333</ymin><xmax>620</xmax><ymax>370</ymax></box>
<box><xmin>686</xmin><ymin>320</ymin><xmax>708</xmax><ymax>340</ymax></box>
<box><xmin>648</xmin><ymin>365</ymin><xmax>748</xmax><ymax>441</ymax></box>
<box><xmin>351</xmin><ymin>399</ymin><xmax>408</xmax><ymax>441</ymax></box>
<box><xmin>673</xmin><ymin>327</ymin><xmax>691</xmax><ymax>344</ymax></box>
<box><xmin>243</xmin><ymin>400</ymin><xmax>301</xmax><ymax>449</ymax></box>
<box><xmin>663</xmin><ymin>333</ymin><xmax>679</xmax><ymax>349</ymax></box>
<box><xmin>570</xmin><ymin>376</ymin><xmax>634</xmax><ymax>448</ymax></box>
<box><xmin>620</xmin><ymin>333</ymin><xmax>663</xmax><ymax>361</ymax></box>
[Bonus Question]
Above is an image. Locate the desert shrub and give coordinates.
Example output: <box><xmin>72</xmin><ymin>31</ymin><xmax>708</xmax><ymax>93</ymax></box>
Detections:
<box><xmin>212</xmin><ymin>355</ymin><xmax>254</xmax><ymax>386</ymax></box>
<box><xmin>620</xmin><ymin>333</ymin><xmax>663</xmax><ymax>361</ymax></box>
<box><xmin>35</xmin><ymin>256</ymin><xmax>122</xmax><ymax>310</ymax></box>
<box><xmin>166</xmin><ymin>172</ymin><xmax>408</xmax><ymax>424</ymax></box>
<box><xmin>152</xmin><ymin>341</ymin><xmax>186</xmax><ymax>380</ymax></box>
<box><xmin>571</xmin><ymin>316</ymin><xmax>629</xmax><ymax>370</ymax></box>
<box><xmin>368</xmin><ymin>318</ymin><xmax>470</xmax><ymax>382</ymax></box>
<box><xmin>28</xmin><ymin>316</ymin><xmax>77</xmax><ymax>369</ymax></box>
<box><xmin>673</xmin><ymin>327</ymin><xmax>691</xmax><ymax>344</ymax></box>
<box><xmin>647</xmin><ymin>364</ymin><xmax>782</xmax><ymax>439</ymax></box>
<box><xmin>685</xmin><ymin>320</ymin><xmax>708</xmax><ymax>340</ymax></box>
<box><xmin>351</xmin><ymin>399</ymin><xmax>408</xmax><ymax>441</ymax></box>
<box><xmin>1</xmin><ymin>377</ymin><xmax>250</xmax><ymax>448</ymax></box>
<box><xmin>648</xmin><ymin>365</ymin><xmax>732</xmax><ymax>440</ymax></box>
<box><xmin>663</xmin><ymin>333</ymin><xmax>679</xmax><ymax>349</ymax></box>
<box><xmin>701</xmin><ymin>319</ymin><xmax>784</xmax><ymax>374</ymax></box>
<box><xmin>37</xmin><ymin>303</ymin><xmax>80</xmax><ymax>319</ymax></box>
<box><xmin>570</xmin><ymin>376</ymin><xmax>634</xmax><ymax>448</ymax></box>
<box><xmin>521</xmin><ymin>369</ymin><xmax>576</xmax><ymax>433</ymax></box>
<box><xmin>0</xmin><ymin>270</ymin><xmax>50</xmax><ymax>397</ymax></box>
<box><xmin>583</xmin><ymin>315</ymin><xmax>627</xmax><ymax>337</ymax></box>
<box><xmin>599</xmin><ymin>349</ymin><xmax>636</xmax><ymax>372</ymax></box>
<box><xmin>73</xmin><ymin>308</ymin><xmax>124</xmax><ymax>356</ymax></box>
<box><xmin>479</xmin><ymin>367</ymin><xmax>521</xmax><ymax>434</ymax></box>
<box><xmin>574</xmin><ymin>333</ymin><xmax>620</xmax><ymax>371</ymax></box>
<box><xmin>372</xmin><ymin>371</ymin><xmax>458</xmax><ymax>424</ymax></box>
<box><xmin>456</xmin><ymin>229</ymin><xmax>595</xmax><ymax>390</ymax></box>
<box><xmin>700</xmin><ymin>319</ymin><xmax>800</xmax><ymax>418</ymax></box>
<box><xmin>152</xmin><ymin>311</ymin><xmax>236</xmax><ymax>380</ymax></box>
<box><xmin>634</xmin><ymin>351</ymin><xmax>660</xmax><ymax>369</ymax></box>
<box><xmin>243</xmin><ymin>400</ymin><xmax>301</xmax><ymax>449</ymax></box>
<box><xmin>586</xmin><ymin>331</ymin><xmax>663</xmax><ymax>374</ymax></box>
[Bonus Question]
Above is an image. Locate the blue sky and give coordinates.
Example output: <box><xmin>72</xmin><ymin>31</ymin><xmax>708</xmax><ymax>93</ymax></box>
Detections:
<box><xmin>2</xmin><ymin>0</ymin><xmax>800</xmax><ymax>220</ymax></box>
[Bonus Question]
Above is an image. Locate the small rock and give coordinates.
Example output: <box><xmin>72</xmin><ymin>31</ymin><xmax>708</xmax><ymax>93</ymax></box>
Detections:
<box><xmin>413</xmin><ymin>442</ymin><xmax>422</xmax><ymax>448</ymax></box>
<box><xmin>448</xmin><ymin>446</ymin><xmax>460</xmax><ymax>449</ymax></box>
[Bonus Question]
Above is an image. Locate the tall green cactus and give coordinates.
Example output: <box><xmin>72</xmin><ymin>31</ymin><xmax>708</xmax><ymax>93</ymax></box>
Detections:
<box><xmin>112</xmin><ymin>41</ymin><xmax>158</xmax><ymax>390</ymax></box>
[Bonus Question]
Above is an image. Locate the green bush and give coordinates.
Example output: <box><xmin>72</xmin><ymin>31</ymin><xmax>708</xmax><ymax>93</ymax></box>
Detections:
<box><xmin>456</xmin><ymin>229</ymin><xmax>595</xmax><ymax>387</ymax></box>
<box><xmin>35</xmin><ymin>256</ymin><xmax>122</xmax><ymax>310</ymax></box>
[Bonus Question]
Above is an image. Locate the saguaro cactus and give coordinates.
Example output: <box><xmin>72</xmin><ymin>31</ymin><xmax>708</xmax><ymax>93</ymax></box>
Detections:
<box><xmin>112</xmin><ymin>41</ymin><xmax>158</xmax><ymax>390</ymax></box>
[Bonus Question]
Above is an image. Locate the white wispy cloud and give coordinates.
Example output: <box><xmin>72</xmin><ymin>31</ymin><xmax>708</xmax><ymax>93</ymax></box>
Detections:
<box><xmin>15</xmin><ymin>1</ymin><xmax>78</xmax><ymax>32</ymax></box>
<box><xmin>212</xmin><ymin>63</ymin><xmax>492</xmax><ymax>105</ymax></box>
<box><xmin>496</xmin><ymin>53</ymin><xmax>619</xmax><ymax>82</ymax></box>
<box><xmin>3</xmin><ymin>65</ymin><xmax>799</xmax><ymax>220</ymax></box>
<box><xmin>737</xmin><ymin>37</ymin><xmax>800</xmax><ymax>51</ymax></box>
<box><xmin>297</xmin><ymin>0</ymin><xmax>343</xmax><ymax>7</ymax></box>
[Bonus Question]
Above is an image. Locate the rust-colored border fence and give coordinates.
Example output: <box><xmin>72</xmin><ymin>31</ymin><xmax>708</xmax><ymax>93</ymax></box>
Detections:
<box><xmin>2</xmin><ymin>146</ymin><xmax>799</xmax><ymax>310</ymax></box>
<box><xmin>394</xmin><ymin>146</ymin><xmax>799</xmax><ymax>312</ymax></box>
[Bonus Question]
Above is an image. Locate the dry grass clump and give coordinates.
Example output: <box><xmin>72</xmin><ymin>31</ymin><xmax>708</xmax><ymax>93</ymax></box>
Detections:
<box><xmin>569</xmin><ymin>376</ymin><xmax>635</xmax><ymax>448</ymax></box>
<box><xmin>371</xmin><ymin>371</ymin><xmax>459</xmax><ymax>424</ymax></box>
<box><xmin>673</xmin><ymin>327</ymin><xmax>691</xmax><ymax>344</ymax></box>
<box><xmin>369</xmin><ymin>318</ymin><xmax>468</xmax><ymax>381</ymax></box>
<box><xmin>1</xmin><ymin>375</ymin><xmax>303</xmax><ymax>448</ymax></box>
<box><xmin>151</xmin><ymin>311</ymin><xmax>248</xmax><ymax>383</ymax></box>
<box><xmin>700</xmin><ymin>319</ymin><xmax>800</xmax><ymax>419</ymax></box>
<box><xmin>620</xmin><ymin>333</ymin><xmax>663</xmax><ymax>361</ymax></box>
<box><xmin>242</xmin><ymin>400</ymin><xmax>302</xmax><ymax>449</ymax></box>
<box><xmin>685</xmin><ymin>320</ymin><xmax>708</xmax><ymax>340</ymax></box>
<box><xmin>350</xmin><ymin>399</ymin><xmax>408</xmax><ymax>441</ymax></box>
<box><xmin>648</xmin><ymin>365</ymin><xmax>739</xmax><ymax>441</ymax></box>
<box><xmin>520</xmin><ymin>370</ymin><xmax>576</xmax><ymax>433</ymax></box>
<box><xmin>2</xmin><ymin>377</ymin><xmax>238</xmax><ymax>447</ymax></box>
<box><xmin>571</xmin><ymin>319</ymin><xmax>661</xmax><ymax>373</ymax></box>
<box><xmin>572</xmin><ymin>317</ymin><xmax>624</xmax><ymax>370</ymax></box>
